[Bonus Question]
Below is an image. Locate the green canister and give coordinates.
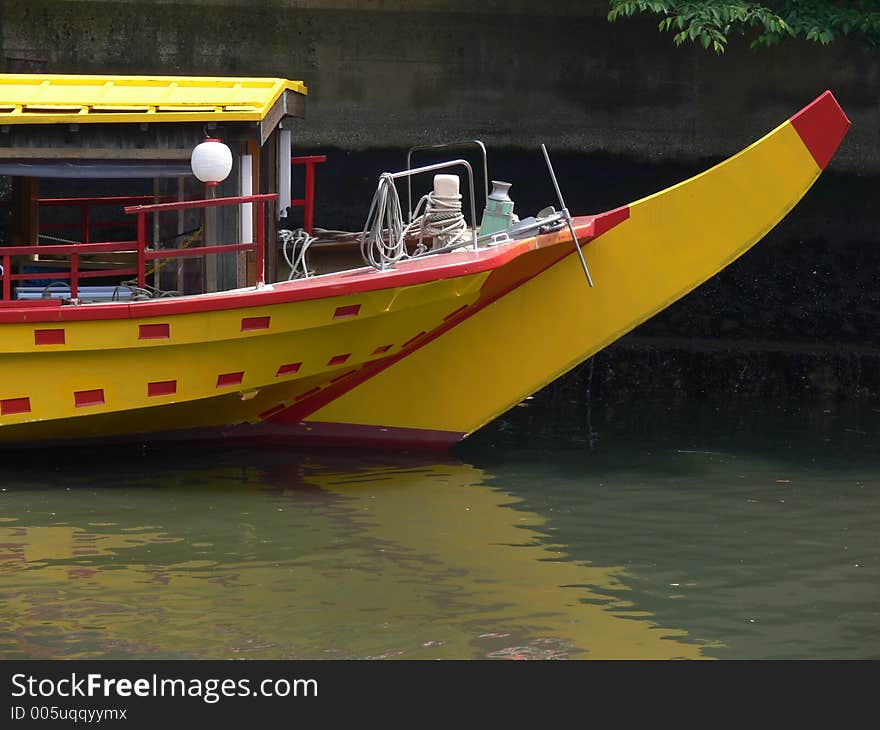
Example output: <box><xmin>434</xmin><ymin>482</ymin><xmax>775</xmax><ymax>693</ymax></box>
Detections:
<box><xmin>479</xmin><ymin>180</ymin><xmax>515</xmax><ymax>237</ymax></box>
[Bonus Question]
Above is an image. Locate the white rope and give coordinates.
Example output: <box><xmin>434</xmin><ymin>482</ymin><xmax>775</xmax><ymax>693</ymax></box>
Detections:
<box><xmin>279</xmin><ymin>228</ymin><xmax>316</xmax><ymax>279</ymax></box>
<box><xmin>117</xmin><ymin>281</ymin><xmax>181</xmax><ymax>300</ymax></box>
<box><xmin>403</xmin><ymin>191</ymin><xmax>469</xmax><ymax>256</ymax></box>
<box><xmin>360</xmin><ymin>173</ymin><xmax>407</xmax><ymax>270</ymax></box>
<box><xmin>360</xmin><ymin>174</ymin><xmax>470</xmax><ymax>269</ymax></box>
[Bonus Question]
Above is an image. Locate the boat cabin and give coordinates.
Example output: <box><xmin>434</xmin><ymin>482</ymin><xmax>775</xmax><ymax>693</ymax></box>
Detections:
<box><xmin>0</xmin><ymin>74</ymin><xmax>317</xmax><ymax>301</ymax></box>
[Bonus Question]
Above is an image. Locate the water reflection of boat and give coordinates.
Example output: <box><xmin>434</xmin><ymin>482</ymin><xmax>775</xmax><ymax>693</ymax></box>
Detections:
<box><xmin>0</xmin><ymin>75</ymin><xmax>850</xmax><ymax>449</ymax></box>
<box><xmin>0</xmin><ymin>457</ymin><xmax>707</xmax><ymax>659</ymax></box>
<box><xmin>314</xmin><ymin>461</ymin><xmax>709</xmax><ymax>659</ymax></box>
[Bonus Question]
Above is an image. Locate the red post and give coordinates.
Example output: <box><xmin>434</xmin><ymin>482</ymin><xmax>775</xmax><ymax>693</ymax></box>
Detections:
<box><xmin>2</xmin><ymin>255</ymin><xmax>10</xmax><ymax>301</ymax></box>
<box><xmin>304</xmin><ymin>162</ymin><xmax>316</xmax><ymax>234</ymax></box>
<box><xmin>80</xmin><ymin>204</ymin><xmax>90</xmax><ymax>245</ymax></box>
<box><xmin>255</xmin><ymin>201</ymin><xmax>265</xmax><ymax>286</ymax></box>
<box><xmin>137</xmin><ymin>213</ymin><xmax>147</xmax><ymax>288</ymax></box>
<box><xmin>291</xmin><ymin>155</ymin><xmax>326</xmax><ymax>235</ymax></box>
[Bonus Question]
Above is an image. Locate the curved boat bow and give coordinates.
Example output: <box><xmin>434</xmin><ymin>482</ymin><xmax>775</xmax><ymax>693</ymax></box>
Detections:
<box><xmin>274</xmin><ymin>91</ymin><xmax>851</xmax><ymax>448</ymax></box>
<box><xmin>0</xmin><ymin>90</ymin><xmax>850</xmax><ymax>450</ymax></box>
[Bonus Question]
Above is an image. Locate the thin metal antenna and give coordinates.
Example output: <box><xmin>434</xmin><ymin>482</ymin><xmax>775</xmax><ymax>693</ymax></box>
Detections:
<box><xmin>541</xmin><ymin>144</ymin><xmax>594</xmax><ymax>287</ymax></box>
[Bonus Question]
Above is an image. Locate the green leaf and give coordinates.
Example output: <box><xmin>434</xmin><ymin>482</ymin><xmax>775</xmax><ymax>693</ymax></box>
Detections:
<box><xmin>607</xmin><ymin>0</ymin><xmax>880</xmax><ymax>52</ymax></box>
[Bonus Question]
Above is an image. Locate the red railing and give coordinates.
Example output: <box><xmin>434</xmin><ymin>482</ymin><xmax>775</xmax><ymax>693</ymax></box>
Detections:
<box><xmin>124</xmin><ymin>193</ymin><xmax>276</xmax><ymax>289</ymax></box>
<box><xmin>0</xmin><ymin>193</ymin><xmax>276</xmax><ymax>300</ymax></box>
<box><xmin>36</xmin><ymin>195</ymin><xmax>174</xmax><ymax>244</ymax></box>
<box><xmin>1</xmin><ymin>239</ymin><xmax>140</xmax><ymax>301</ymax></box>
<box><xmin>291</xmin><ymin>155</ymin><xmax>326</xmax><ymax>234</ymax></box>
<box><xmin>0</xmin><ymin>195</ymin><xmax>165</xmax><ymax>300</ymax></box>
<box><xmin>0</xmin><ymin>195</ymin><xmax>174</xmax><ymax>244</ymax></box>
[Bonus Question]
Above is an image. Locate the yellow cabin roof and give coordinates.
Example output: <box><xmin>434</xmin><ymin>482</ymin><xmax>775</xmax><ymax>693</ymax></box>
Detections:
<box><xmin>0</xmin><ymin>74</ymin><xmax>307</xmax><ymax>125</ymax></box>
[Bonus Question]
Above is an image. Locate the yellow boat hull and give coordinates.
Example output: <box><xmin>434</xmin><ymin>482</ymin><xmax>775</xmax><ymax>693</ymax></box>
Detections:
<box><xmin>0</xmin><ymin>92</ymin><xmax>850</xmax><ymax>449</ymax></box>
<box><xmin>283</xmin><ymin>91</ymin><xmax>852</xmax><ymax>447</ymax></box>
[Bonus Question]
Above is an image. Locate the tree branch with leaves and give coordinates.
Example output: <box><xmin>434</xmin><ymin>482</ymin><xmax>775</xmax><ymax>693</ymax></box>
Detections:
<box><xmin>607</xmin><ymin>1</ymin><xmax>880</xmax><ymax>53</ymax></box>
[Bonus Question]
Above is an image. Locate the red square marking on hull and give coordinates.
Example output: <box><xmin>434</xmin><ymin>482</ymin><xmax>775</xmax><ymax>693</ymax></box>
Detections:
<box><xmin>333</xmin><ymin>304</ymin><xmax>361</xmax><ymax>319</ymax></box>
<box><xmin>1</xmin><ymin>397</ymin><xmax>31</xmax><ymax>415</ymax></box>
<box><xmin>148</xmin><ymin>380</ymin><xmax>177</xmax><ymax>397</ymax></box>
<box><xmin>241</xmin><ymin>316</ymin><xmax>270</xmax><ymax>331</ymax></box>
<box><xmin>216</xmin><ymin>372</ymin><xmax>244</xmax><ymax>387</ymax></box>
<box><xmin>139</xmin><ymin>323</ymin><xmax>170</xmax><ymax>340</ymax></box>
<box><xmin>276</xmin><ymin>362</ymin><xmax>302</xmax><ymax>376</ymax></box>
<box><xmin>74</xmin><ymin>389</ymin><xmax>105</xmax><ymax>407</ymax></box>
<box><xmin>34</xmin><ymin>329</ymin><xmax>65</xmax><ymax>346</ymax></box>
<box><xmin>371</xmin><ymin>344</ymin><xmax>393</xmax><ymax>355</ymax></box>
<box><xmin>327</xmin><ymin>354</ymin><xmax>350</xmax><ymax>366</ymax></box>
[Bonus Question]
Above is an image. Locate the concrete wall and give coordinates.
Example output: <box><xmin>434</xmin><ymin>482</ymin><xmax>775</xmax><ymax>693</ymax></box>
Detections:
<box><xmin>1</xmin><ymin>0</ymin><xmax>877</xmax><ymax>171</ymax></box>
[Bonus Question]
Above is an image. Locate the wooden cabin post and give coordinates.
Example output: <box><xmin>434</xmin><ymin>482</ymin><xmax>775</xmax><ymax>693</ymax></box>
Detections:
<box><xmin>11</xmin><ymin>176</ymin><xmax>39</xmax><ymax>248</ymax></box>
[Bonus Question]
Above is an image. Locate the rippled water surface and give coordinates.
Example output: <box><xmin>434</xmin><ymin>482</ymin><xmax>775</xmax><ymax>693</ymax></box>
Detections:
<box><xmin>2</xmin><ymin>396</ymin><xmax>878</xmax><ymax>659</ymax></box>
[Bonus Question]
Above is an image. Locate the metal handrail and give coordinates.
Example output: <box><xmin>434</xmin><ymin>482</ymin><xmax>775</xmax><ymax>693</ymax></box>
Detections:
<box><xmin>405</xmin><ymin>140</ymin><xmax>488</xmax><ymax>222</ymax></box>
<box><xmin>386</xmin><ymin>158</ymin><xmax>479</xmax><ymax>252</ymax></box>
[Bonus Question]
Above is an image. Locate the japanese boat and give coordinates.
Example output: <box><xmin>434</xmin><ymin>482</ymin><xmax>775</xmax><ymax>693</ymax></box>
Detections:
<box><xmin>0</xmin><ymin>74</ymin><xmax>850</xmax><ymax>450</ymax></box>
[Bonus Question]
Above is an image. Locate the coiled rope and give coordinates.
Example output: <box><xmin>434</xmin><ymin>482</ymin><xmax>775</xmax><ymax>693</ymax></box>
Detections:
<box><xmin>360</xmin><ymin>173</ymin><xmax>408</xmax><ymax>270</ymax></box>
<box><xmin>359</xmin><ymin>174</ymin><xmax>470</xmax><ymax>269</ymax></box>
<box><xmin>405</xmin><ymin>188</ymin><xmax>469</xmax><ymax>256</ymax></box>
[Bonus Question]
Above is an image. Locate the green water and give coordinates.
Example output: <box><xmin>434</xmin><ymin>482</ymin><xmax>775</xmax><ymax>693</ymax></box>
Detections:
<box><xmin>1</xmin><ymin>396</ymin><xmax>878</xmax><ymax>659</ymax></box>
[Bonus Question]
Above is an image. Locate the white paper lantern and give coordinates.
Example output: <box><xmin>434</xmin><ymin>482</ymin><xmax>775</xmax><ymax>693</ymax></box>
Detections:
<box><xmin>191</xmin><ymin>138</ymin><xmax>232</xmax><ymax>187</ymax></box>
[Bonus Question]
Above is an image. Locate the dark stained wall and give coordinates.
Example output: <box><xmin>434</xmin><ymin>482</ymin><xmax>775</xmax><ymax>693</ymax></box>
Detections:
<box><xmin>0</xmin><ymin>0</ymin><xmax>877</xmax><ymax>172</ymax></box>
<box><xmin>2</xmin><ymin>1</ymin><xmax>878</xmax><ymax>402</ymax></box>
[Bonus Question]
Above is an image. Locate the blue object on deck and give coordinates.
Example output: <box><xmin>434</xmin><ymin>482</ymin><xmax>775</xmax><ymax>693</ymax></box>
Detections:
<box><xmin>19</xmin><ymin>265</ymin><xmax>67</xmax><ymax>287</ymax></box>
<box><xmin>14</xmin><ymin>284</ymin><xmax>133</xmax><ymax>302</ymax></box>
